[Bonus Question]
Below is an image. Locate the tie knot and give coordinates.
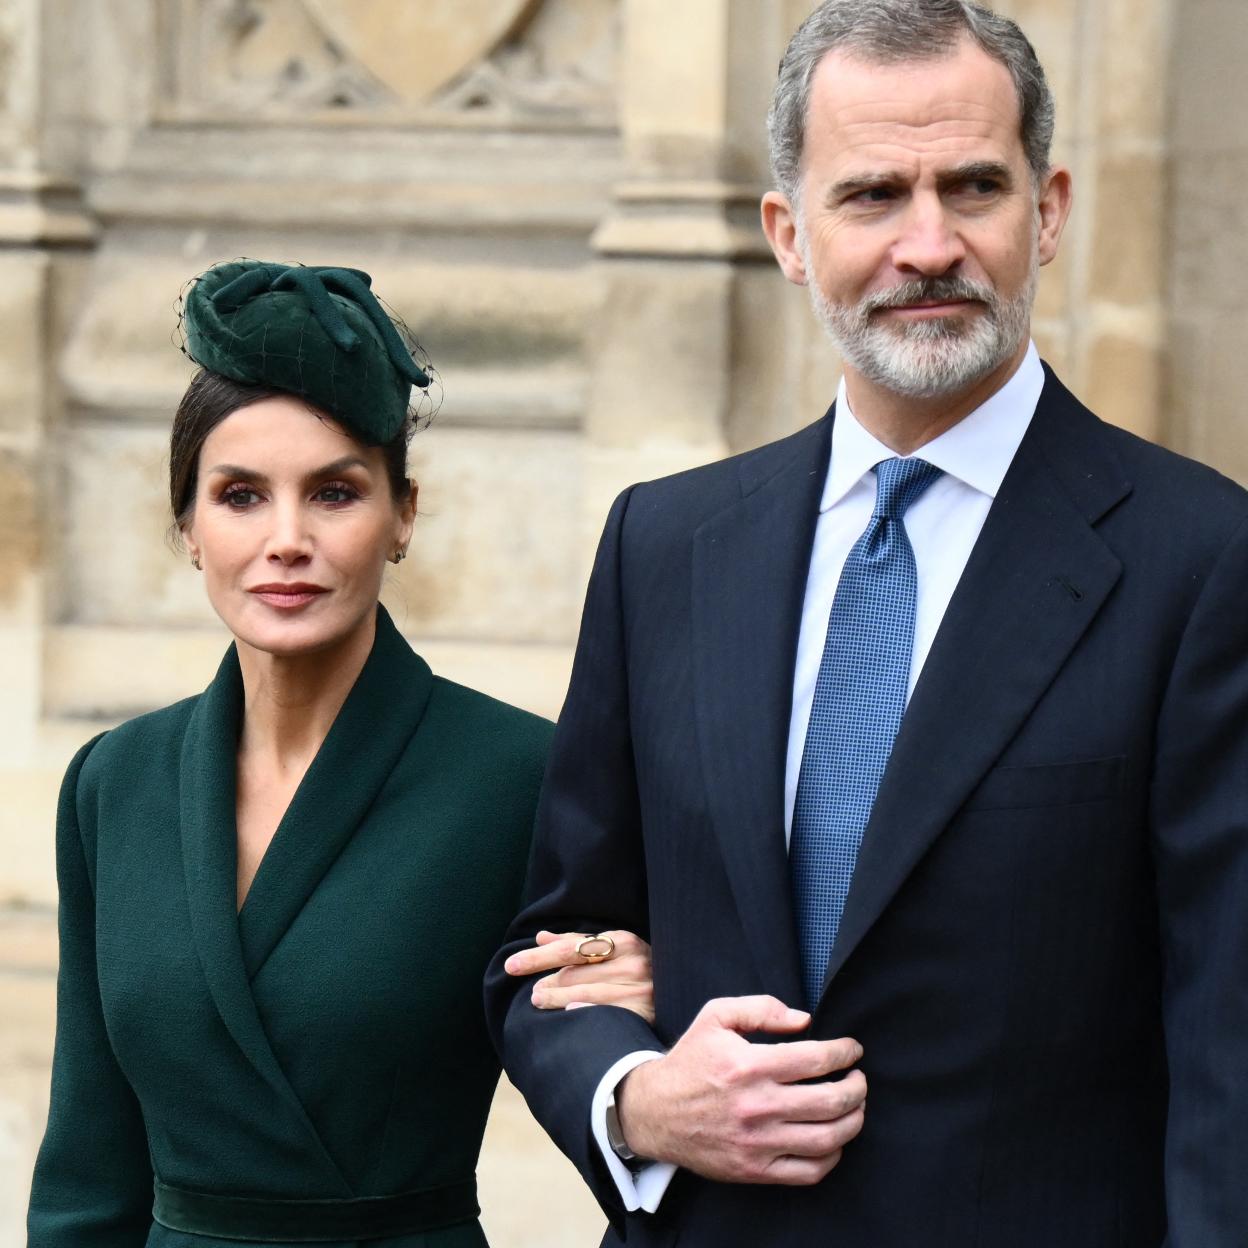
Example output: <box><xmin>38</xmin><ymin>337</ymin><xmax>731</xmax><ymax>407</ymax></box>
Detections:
<box><xmin>872</xmin><ymin>457</ymin><xmax>943</xmax><ymax>520</ymax></box>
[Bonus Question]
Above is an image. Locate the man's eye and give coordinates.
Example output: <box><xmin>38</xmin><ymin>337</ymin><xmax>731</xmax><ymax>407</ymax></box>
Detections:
<box><xmin>968</xmin><ymin>179</ymin><xmax>1000</xmax><ymax>195</ymax></box>
<box><xmin>857</xmin><ymin>187</ymin><xmax>895</xmax><ymax>203</ymax></box>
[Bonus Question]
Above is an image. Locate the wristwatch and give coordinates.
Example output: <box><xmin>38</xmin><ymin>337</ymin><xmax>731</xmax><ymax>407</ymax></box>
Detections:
<box><xmin>605</xmin><ymin>1089</ymin><xmax>638</xmax><ymax>1163</ymax></box>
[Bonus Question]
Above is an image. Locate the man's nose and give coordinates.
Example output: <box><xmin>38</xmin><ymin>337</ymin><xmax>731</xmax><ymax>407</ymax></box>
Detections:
<box><xmin>265</xmin><ymin>500</ymin><xmax>313</xmax><ymax>564</ymax></box>
<box><xmin>890</xmin><ymin>196</ymin><xmax>967</xmax><ymax>277</ymax></box>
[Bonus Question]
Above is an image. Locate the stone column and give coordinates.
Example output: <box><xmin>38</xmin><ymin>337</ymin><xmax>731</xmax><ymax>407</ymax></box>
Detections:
<box><xmin>999</xmin><ymin>0</ymin><xmax>1172</xmax><ymax>441</ymax></box>
<box><xmin>583</xmin><ymin>0</ymin><xmax>793</xmax><ymax>555</ymax></box>
<box><xmin>1167</xmin><ymin>0</ymin><xmax>1248</xmax><ymax>482</ymax></box>
<box><xmin>0</xmin><ymin>0</ymin><xmax>94</xmax><ymax>1230</ymax></box>
<box><xmin>0</xmin><ymin>0</ymin><xmax>95</xmax><ymax>786</ymax></box>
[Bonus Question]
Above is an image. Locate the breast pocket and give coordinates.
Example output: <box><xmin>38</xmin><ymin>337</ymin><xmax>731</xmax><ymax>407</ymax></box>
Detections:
<box><xmin>961</xmin><ymin>755</ymin><xmax>1127</xmax><ymax>812</ymax></box>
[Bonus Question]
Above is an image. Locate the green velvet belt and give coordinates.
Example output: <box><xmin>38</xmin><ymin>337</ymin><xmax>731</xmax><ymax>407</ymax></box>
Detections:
<box><xmin>152</xmin><ymin>1176</ymin><xmax>479</xmax><ymax>1242</ymax></box>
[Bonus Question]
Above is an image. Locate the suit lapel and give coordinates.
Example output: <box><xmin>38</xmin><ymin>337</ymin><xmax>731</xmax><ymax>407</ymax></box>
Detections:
<box><xmin>692</xmin><ymin>415</ymin><xmax>832</xmax><ymax>1007</ymax></box>
<box><xmin>237</xmin><ymin>606</ymin><xmax>434</xmax><ymax>978</ymax></box>
<box><xmin>179</xmin><ymin>644</ymin><xmax>352</xmax><ymax>1192</ymax></box>
<box><xmin>819</xmin><ymin>373</ymin><xmax>1131</xmax><ymax>995</ymax></box>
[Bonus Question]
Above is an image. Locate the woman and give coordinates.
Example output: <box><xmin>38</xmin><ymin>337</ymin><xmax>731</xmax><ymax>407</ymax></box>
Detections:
<box><xmin>27</xmin><ymin>260</ymin><xmax>652</xmax><ymax>1247</ymax></box>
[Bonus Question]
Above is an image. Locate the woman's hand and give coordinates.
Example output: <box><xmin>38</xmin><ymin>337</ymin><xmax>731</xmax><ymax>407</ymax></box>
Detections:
<box><xmin>503</xmin><ymin>929</ymin><xmax>655</xmax><ymax>1025</ymax></box>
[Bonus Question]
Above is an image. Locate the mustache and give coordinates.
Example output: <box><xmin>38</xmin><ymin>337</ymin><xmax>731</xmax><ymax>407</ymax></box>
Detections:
<box><xmin>862</xmin><ymin>277</ymin><xmax>996</xmax><ymax>314</ymax></box>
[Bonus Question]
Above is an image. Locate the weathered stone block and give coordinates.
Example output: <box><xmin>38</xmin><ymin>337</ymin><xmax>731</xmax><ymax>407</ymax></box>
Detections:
<box><xmin>0</xmin><ymin>252</ymin><xmax>47</xmax><ymax>433</ymax></box>
<box><xmin>588</xmin><ymin>258</ymin><xmax>734</xmax><ymax>451</ymax></box>
<box><xmin>1034</xmin><ymin>247</ymin><xmax>1070</xmax><ymax>326</ymax></box>
<box><xmin>1082</xmin><ymin>331</ymin><xmax>1162</xmax><ymax>441</ymax></box>
<box><xmin>1090</xmin><ymin>152</ymin><xmax>1165</xmax><ymax>307</ymax></box>
<box><xmin>1171</xmin><ymin>0</ymin><xmax>1248</xmax><ymax>153</ymax></box>
<box><xmin>1186</xmin><ymin>314</ymin><xmax>1248</xmax><ymax>485</ymax></box>
<box><xmin>728</xmin><ymin>265</ymin><xmax>816</xmax><ymax>452</ymax></box>
<box><xmin>0</xmin><ymin>448</ymin><xmax>39</xmax><ymax>611</ymax></box>
<box><xmin>1031</xmin><ymin>323</ymin><xmax>1073</xmax><ymax>380</ymax></box>
<box><xmin>995</xmin><ymin>0</ymin><xmax>1082</xmax><ymax>132</ymax></box>
<box><xmin>1098</xmin><ymin>0</ymin><xmax>1169</xmax><ymax>140</ymax></box>
<box><xmin>396</xmin><ymin>425</ymin><xmax>582</xmax><ymax>643</ymax></box>
<box><xmin>61</xmin><ymin>421</ymin><xmax>198</xmax><ymax>626</ymax></box>
<box><xmin>58</xmin><ymin>240</ymin><xmax>597</xmax><ymax>424</ymax></box>
<box><xmin>1168</xmin><ymin>151</ymin><xmax>1248</xmax><ymax>315</ymax></box>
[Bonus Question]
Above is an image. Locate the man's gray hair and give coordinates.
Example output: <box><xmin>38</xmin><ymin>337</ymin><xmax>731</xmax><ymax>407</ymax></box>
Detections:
<box><xmin>768</xmin><ymin>0</ymin><xmax>1056</xmax><ymax>201</ymax></box>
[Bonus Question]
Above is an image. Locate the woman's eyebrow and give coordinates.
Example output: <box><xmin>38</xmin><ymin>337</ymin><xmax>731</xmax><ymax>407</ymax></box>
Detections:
<box><xmin>204</xmin><ymin>456</ymin><xmax>369</xmax><ymax>485</ymax></box>
<box><xmin>205</xmin><ymin>463</ymin><xmax>268</xmax><ymax>484</ymax></box>
<box><xmin>305</xmin><ymin>456</ymin><xmax>369</xmax><ymax>480</ymax></box>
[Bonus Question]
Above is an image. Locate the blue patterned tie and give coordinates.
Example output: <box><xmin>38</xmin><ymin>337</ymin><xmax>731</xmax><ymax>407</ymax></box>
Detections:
<box><xmin>791</xmin><ymin>456</ymin><xmax>944</xmax><ymax>1007</ymax></box>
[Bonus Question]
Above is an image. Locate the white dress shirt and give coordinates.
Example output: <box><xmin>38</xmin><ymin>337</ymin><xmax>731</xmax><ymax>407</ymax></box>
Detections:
<box><xmin>784</xmin><ymin>342</ymin><xmax>1043</xmax><ymax>839</ymax></box>
<box><xmin>593</xmin><ymin>342</ymin><xmax>1046</xmax><ymax>1212</ymax></box>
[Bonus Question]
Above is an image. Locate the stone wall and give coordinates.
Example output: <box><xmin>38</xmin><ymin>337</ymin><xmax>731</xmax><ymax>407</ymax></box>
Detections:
<box><xmin>1167</xmin><ymin>0</ymin><xmax>1248</xmax><ymax>480</ymax></box>
<box><xmin>1</xmin><ymin>1</ymin><xmax>1245</xmax><ymax>1243</ymax></box>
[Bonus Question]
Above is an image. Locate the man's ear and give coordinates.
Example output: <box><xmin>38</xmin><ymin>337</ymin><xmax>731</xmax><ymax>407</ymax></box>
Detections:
<box><xmin>1036</xmin><ymin>165</ymin><xmax>1074</xmax><ymax>267</ymax></box>
<box><xmin>761</xmin><ymin>190</ymin><xmax>809</xmax><ymax>287</ymax></box>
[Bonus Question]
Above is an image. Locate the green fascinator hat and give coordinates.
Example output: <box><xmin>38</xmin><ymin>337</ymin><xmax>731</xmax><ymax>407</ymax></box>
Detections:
<box><xmin>182</xmin><ymin>260</ymin><xmax>431</xmax><ymax>445</ymax></box>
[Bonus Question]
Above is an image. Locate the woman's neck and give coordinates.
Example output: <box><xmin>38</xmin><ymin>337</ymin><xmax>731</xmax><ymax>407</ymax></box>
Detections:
<box><xmin>234</xmin><ymin>611</ymin><xmax>377</xmax><ymax>772</ymax></box>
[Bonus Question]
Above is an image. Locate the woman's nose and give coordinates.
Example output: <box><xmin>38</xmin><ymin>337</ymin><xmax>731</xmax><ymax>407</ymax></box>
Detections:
<box><xmin>264</xmin><ymin>501</ymin><xmax>313</xmax><ymax>564</ymax></box>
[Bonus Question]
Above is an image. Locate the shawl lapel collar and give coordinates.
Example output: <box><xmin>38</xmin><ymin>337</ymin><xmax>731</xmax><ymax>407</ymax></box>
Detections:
<box><xmin>178</xmin><ymin>606</ymin><xmax>432</xmax><ymax>1190</ymax></box>
<box><xmin>691</xmin><ymin>415</ymin><xmax>832</xmax><ymax>1007</ymax></box>
<box><xmin>817</xmin><ymin>371</ymin><xmax>1132</xmax><ymax>998</ymax></box>
<box><xmin>179</xmin><ymin>642</ymin><xmax>353</xmax><ymax>1192</ymax></box>
<box><xmin>237</xmin><ymin>605</ymin><xmax>434</xmax><ymax>978</ymax></box>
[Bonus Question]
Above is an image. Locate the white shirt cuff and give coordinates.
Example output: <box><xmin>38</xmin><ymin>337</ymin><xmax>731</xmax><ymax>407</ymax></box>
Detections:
<box><xmin>590</xmin><ymin>1049</ymin><xmax>678</xmax><ymax>1213</ymax></box>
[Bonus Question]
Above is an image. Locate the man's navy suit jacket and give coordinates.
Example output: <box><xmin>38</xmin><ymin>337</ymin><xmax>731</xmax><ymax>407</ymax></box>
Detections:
<box><xmin>486</xmin><ymin>367</ymin><xmax>1248</xmax><ymax>1248</ymax></box>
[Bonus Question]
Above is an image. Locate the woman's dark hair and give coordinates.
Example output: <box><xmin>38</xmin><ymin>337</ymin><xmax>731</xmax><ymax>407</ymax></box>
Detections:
<box><xmin>169</xmin><ymin>369</ymin><xmax>413</xmax><ymax>537</ymax></box>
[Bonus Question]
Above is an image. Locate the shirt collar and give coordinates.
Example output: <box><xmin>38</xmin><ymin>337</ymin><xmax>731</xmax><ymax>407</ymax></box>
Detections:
<box><xmin>821</xmin><ymin>341</ymin><xmax>1045</xmax><ymax>513</ymax></box>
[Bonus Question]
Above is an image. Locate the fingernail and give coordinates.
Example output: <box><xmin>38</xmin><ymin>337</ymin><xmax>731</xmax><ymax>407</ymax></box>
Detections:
<box><xmin>786</xmin><ymin>1008</ymin><xmax>810</xmax><ymax>1024</ymax></box>
<box><xmin>504</xmin><ymin>957</ymin><xmax>519</xmax><ymax>974</ymax></box>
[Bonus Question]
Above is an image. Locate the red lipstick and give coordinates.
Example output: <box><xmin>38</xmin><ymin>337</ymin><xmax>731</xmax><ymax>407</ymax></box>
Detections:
<box><xmin>248</xmin><ymin>582</ymin><xmax>329</xmax><ymax>610</ymax></box>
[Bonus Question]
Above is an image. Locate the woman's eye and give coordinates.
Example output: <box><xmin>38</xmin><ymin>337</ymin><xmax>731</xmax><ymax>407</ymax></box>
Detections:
<box><xmin>222</xmin><ymin>487</ymin><xmax>260</xmax><ymax>508</ymax></box>
<box><xmin>316</xmin><ymin>483</ymin><xmax>358</xmax><ymax>505</ymax></box>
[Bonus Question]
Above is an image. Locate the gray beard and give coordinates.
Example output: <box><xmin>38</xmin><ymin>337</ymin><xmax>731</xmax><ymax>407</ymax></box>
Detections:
<box><xmin>800</xmin><ymin>240</ymin><xmax>1038</xmax><ymax>400</ymax></box>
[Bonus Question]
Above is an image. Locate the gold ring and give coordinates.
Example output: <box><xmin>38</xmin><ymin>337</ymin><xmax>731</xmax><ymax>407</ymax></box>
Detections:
<box><xmin>575</xmin><ymin>934</ymin><xmax>615</xmax><ymax>963</ymax></box>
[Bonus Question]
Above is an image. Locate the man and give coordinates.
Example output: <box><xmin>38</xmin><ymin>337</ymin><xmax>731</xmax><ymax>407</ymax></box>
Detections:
<box><xmin>486</xmin><ymin>2</ymin><xmax>1248</xmax><ymax>1245</ymax></box>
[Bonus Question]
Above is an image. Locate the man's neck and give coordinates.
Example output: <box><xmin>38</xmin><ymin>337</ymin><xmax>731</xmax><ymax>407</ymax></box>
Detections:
<box><xmin>842</xmin><ymin>340</ymin><xmax>1030</xmax><ymax>456</ymax></box>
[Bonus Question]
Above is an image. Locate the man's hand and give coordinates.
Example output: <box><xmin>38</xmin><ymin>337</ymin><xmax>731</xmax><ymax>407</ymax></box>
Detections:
<box><xmin>504</xmin><ymin>929</ymin><xmax>655</xmax><ymax>1024</ymax></box>
<box><xmin>616</xmin><ymin>995</ymin><xmax>866</xmax><ymax>1185</ymax></box>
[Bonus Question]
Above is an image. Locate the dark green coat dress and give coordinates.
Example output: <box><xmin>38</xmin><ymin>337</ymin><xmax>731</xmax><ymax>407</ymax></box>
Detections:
<box><xmin>28</xmin><ymin>606</ymin><xmax>553</xmax><ymax>1248</ymax></box>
